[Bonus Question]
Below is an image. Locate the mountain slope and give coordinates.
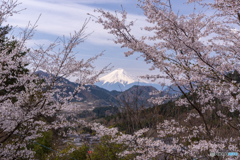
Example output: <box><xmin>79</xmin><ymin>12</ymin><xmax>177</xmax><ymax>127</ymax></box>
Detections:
<box><xmin>117</xmin><ymin>85</ymin><xmax>164</xmax><ymax>107</ymax></box>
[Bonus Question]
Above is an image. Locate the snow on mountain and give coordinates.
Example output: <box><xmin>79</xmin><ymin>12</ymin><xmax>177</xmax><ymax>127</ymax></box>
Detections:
<box><xmin>95</xmin><ymin>68</ymin><xmax>166</xmax><ymax>91</ymax></box>
<box><xmin>99</xmin><ymin>68</ymin><xmax>148</xmax><ymax>86</ymax></box>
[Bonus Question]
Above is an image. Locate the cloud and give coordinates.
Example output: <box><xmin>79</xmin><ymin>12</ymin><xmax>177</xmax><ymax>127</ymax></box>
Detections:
<box><xmin>5</xmin><ymin>0</ymin><xmax>151</xmax><ymax>47</ymax></box>
<box><xmin>40</xmin><ymin>0</ymin><xmax>129</xmax><ymax>4</ymax></box>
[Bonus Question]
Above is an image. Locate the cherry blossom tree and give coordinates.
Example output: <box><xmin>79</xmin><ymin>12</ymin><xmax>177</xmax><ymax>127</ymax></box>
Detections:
<box><xmin>0</xmin><ymin>0</ymin><xmax>110</xmax><ymax>159</ymax></box>
<box><xmin>89</xmin><ymin>0</ymin><xmax>240</xmax><ymax>159</ymax></box>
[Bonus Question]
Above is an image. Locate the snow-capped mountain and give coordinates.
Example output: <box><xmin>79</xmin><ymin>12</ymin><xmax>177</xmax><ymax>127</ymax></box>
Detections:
<box><xmin>99</xmin><ymin>68</ymin><xmax>148</xmax><ymax>85</ymax></box>
<box><xmin>95</xmin><ymin>68</ymin><xmax>166</xmax><ymax>91</ymax></box>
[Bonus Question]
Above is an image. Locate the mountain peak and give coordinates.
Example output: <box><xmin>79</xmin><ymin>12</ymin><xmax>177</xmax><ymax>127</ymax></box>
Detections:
<box><xmin>99</xmin><ymin>68</ymin><xmax>148</xmax><ymax>86</ymax></box>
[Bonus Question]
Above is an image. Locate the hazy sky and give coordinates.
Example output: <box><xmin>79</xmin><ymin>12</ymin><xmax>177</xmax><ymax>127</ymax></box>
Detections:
<box><xmin>6</xmin><ymin>0</ymin><xmax>197</xmax><ymax>85</ymax></box>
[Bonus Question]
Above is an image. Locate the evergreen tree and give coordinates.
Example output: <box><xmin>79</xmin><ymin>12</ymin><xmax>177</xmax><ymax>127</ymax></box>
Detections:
<box><xmin>0</xmin><ymin>25</ymin><xmax>29</xmax><ymax>101</ymax></box>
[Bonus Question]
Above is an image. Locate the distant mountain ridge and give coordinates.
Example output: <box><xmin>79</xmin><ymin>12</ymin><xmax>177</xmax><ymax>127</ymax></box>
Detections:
<box><xmin>35</xmin><ymin>70</ymin><xmax>165</xmax><ymax>107</ymax></box>
<box><xmin>117</xmin><ymin>85</ymin><xmax>164</xmax><ymax>107</ymax></box>
<box><xmin>96</xmin><ymin>68</ymin><xmax>166</xmax><ymax>91</ymax></box>
<box><xmin>35</xmin><ymin>70</ymin><xmax>120</xmax><ymax>106</ymax></box>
